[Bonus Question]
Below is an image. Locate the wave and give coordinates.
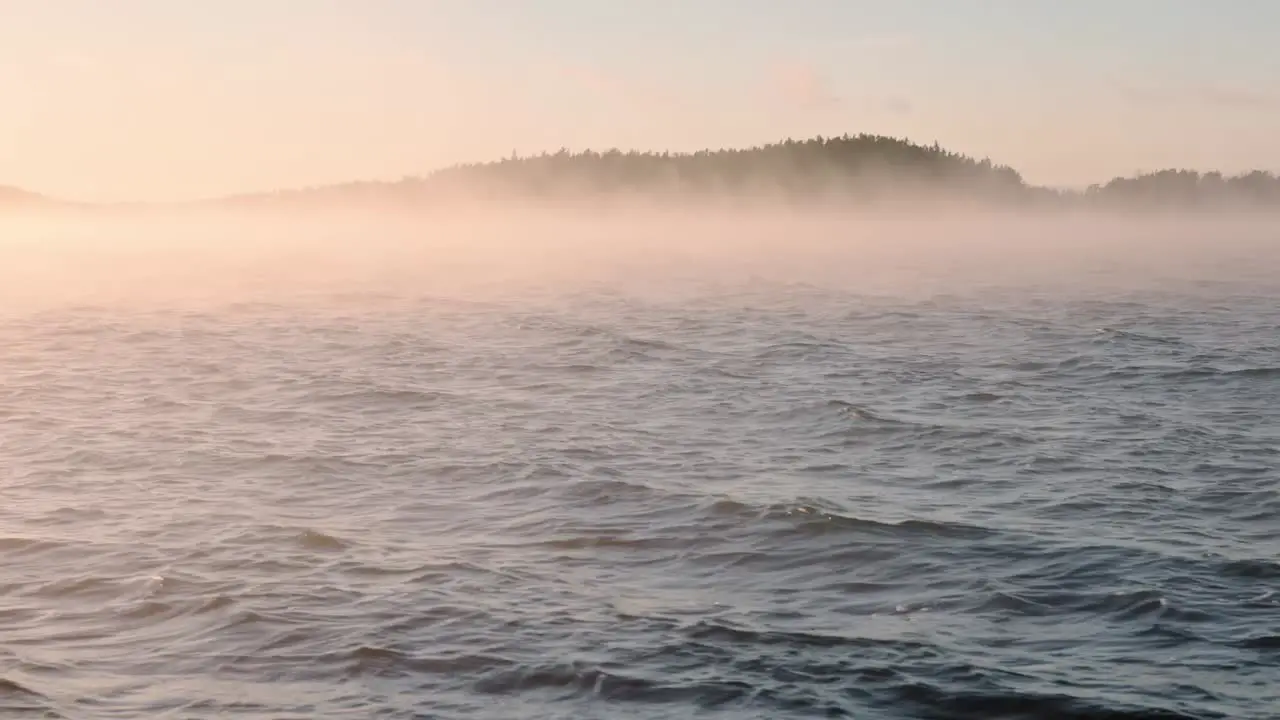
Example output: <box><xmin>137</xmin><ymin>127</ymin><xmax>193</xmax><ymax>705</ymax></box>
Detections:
<box><xmin>293</xmin><ymin>528</ymin><xmax>349</xmax><ymax>552</ymax></box>
<box><xmin>462</xmin><ymin>619</ymin><xmax>1219</xmax><ymax>718</ymax></box>
<box><xmin>1232</xmin><ymin>635</ymin><xmax>1280</xmax><ymax>651</ymax></box>
<box><xmin>1218</xmin><ymin>558</ymin><xmax>1280</xmax><ymax>579</ymax></box>
<box><xmin>702</xmin><ymin>497</ymin><xmax>993</xmax><ymax>541</ymax></box>
<box><xmin>1096</xmin><ymin>327</ymin><xmax>1185</xmax><ymax>346</ymax></box>
<box><xmin>789</xmin><ymin>399</ymin><xmax>942</xmax><ymax>441</ymax></box>
<box><xmin>509</xmin><ymin>314</ymin><xmax>689</xmax><ymax>359</ymax></box>
<box><xmin>473</xmin><ymin>662</ymin><xmax>763</xmax><ymax>708</ymax></box>
<box><xmin>682</xmin><ymin>619</ymin><xmax>935</xmax><ymax>654</ymax></box>
<box><xmin>322</xmin><ymin>645</ymin><xmax>515</xmax><ymax>679</ymax></box>
<box><xmin>823</xmin><ymin>399</ymin><xmax>904</xmax><ymax>424</ymax></box>
<box><xmin>1160</xmin><ymin>366</ymin><xmax>1280</xmax><ymax>381</ymax></box>
<box><xmin>0</xmin><ymin>676</ymin><xmax>56</xmax><ymax>716</ymax></box>
<box><xmin>305</xmin><ymin>385</ymin><xmax>452</xmax><ymax>408</ymax></box>
<box><xmin>0</xmin><ymin>537</ymin><xmax>72</xmax><ymax>557</ymax></box>
<box><xmin>537</xmin><ymin>534</ymin><xmax>690</xmax><ymax>552</ymax></box>
<box><xmin>956</xmin><ymin>391</ymin><xmax>1004</xmax><ymax>402</ymax></box>
<box><xmin>889</xmin><ymin>685</ymin><xmax>1207</xmax><ymax>720</ymax></box>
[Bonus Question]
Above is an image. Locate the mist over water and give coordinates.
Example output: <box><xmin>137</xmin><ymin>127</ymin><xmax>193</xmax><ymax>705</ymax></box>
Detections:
<box><xmin>2</xmin><ymin>208</ymin><xmax>1279</xmax><ymax>718</ymax></box>
<box><xmin>4</xmin><ymin>209</ymin><xmax>1278</xmax><ymax>309</ymax></box>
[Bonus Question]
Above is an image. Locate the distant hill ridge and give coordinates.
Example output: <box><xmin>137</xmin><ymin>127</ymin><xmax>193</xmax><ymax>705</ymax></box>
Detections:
<box><xmin>217</xmin><ymin>134</ymin><xmax>1280</xmax><ymax>210</ymax></box>
<box><xmin>0</xmin><ymin>185</ymin><xmax>57</xmax><ymax>206</ymax></box>
<box><xmin>6</xmin><ymin>134</ymin><xmax>1280</xmax><ymax>209</ymax></box>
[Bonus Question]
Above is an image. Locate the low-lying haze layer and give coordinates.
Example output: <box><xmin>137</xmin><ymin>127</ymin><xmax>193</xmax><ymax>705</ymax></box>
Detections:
<box><xmin>2</xmin><ymin>209</ymin><xmax>1277</xmax><ymax>312</ymax></box>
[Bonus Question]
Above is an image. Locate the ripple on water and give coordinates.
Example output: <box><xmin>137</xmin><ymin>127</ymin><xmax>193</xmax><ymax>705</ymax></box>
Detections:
<box><xmin>1</xmin><ymin>273</ymin><xmax>1279</xmax><ymax>719</ymax></box>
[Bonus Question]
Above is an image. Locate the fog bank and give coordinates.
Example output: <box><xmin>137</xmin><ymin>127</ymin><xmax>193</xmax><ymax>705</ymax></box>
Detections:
<box><xmin>2</xmin><ymin>206</ymin><xmax>1277</xmax><ymax>317</ymax></box>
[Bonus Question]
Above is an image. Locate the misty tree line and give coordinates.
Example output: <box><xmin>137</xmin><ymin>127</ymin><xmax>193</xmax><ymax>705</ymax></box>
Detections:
<box><xmin>13</xmin><ymin>134</ymin><xmax>1276</xmax><ymax>210</ymax></box>
<box><xmin>1081</xmin><ymin>168</ymin><xmax>1280</xmax><ymax>207</ymax></box>
<box><xmin>0</xmin><ymin>185</ymin><xmax>54</xmax><ymax>207</ymax></box>
<box><xmin>227</xmin><ymin>134</ymin><xmax>1280</xmax><ymax>210</ymax></box>
<box><xmin>420</xmin><ymin>134</ymin><xmax>1027</xmax><ymax>202</ymax></box>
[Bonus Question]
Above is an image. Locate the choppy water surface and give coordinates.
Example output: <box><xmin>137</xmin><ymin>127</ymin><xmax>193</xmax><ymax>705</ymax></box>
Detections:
<box><xmin>1</xmin><ymin>224</ymin><xmax>1278</xmax><ymax>719</ymax></box>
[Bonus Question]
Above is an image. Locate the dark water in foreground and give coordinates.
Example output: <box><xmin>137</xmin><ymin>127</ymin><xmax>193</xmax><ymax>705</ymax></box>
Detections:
<box><xmin>1</xmin><ymin>234</ymin><xmax>1278</xmax><ymax>719</ymax></box>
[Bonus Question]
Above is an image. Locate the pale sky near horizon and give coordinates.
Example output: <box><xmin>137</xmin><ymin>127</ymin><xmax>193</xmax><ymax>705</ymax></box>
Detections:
<box><xmin>2</xmin><ymin>0</ymin><xmax>1278</xmax><ymax>202</ymax></box>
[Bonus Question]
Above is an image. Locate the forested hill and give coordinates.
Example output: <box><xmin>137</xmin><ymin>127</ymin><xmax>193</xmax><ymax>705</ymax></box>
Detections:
<box><xmin>1083</xmin><ymin>169</ymin><xmax>1280</xmax><ymax>208</ymax></box>
<box><xmin>221</xmin><ymin>134</ymin><xmax>1028</xmax><ymax>209</ymax></box>
<box><xmin>0</xmin><ymin>185</ymin><xmax>60</xmax><ymax>208</ymax></box>
<box><xmin>6</xmin><ymin>134</ymin><xmax>1280</xmax><ymax>211</ymax></box>
<box><xmin>425</xmin><ymin>135</ymin><xmax>1027</xmax><ymax>201</ymax></box>
<box><xmin>218</xmin><ymin>134</ymin><xmax>1280</xmax><ymax>211</ymax></box>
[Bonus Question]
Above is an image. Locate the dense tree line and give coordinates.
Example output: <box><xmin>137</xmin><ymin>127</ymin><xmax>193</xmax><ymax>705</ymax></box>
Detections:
<box><xmin>420</xmin><ymin>134</ymin><xmax>1027</xmax><ymax>203</ymax></box>
<box><xmin>6</xmin><ymin>134</ymin><xmax>1280</xmax><ymax>210</ymax></box>
<box><xmin>217</xmin><ymin>134</ymin><xmax>1280</xmax><ymax>211</ymax></box>
<box><xmin>1083</xmin><ymin>169</ymin><xmax>1280</xmax><ymax>208</ymax></box>
<box><xmin>213</xmin><ymin>134</ymin><xmax>1028</xmax><ymax>209</ymax></box>
<box><xmin>0</xmin><ymin>185</ymin><xmax>57</xmax><ymax>207</ymax></box>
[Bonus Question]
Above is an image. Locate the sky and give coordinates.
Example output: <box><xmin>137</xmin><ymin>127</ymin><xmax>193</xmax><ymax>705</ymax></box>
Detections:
<box><xmin>2</xmin><ymin>0</ymin><xmax>1278</xmax><ymax>202</ymax></box>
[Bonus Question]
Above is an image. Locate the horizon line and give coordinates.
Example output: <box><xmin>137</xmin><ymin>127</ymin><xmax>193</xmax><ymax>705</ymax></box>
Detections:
<box><xmin>4</xmin><ymin>132</ymin><xmax>1278</xmax><ymax>207</ymax></box>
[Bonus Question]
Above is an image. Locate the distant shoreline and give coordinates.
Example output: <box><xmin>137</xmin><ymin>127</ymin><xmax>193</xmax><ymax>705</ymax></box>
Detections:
<box><xmin>4</xmin><ymin>134</ymin><xmax>1279</xmax><ymax>213</ymax></box>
